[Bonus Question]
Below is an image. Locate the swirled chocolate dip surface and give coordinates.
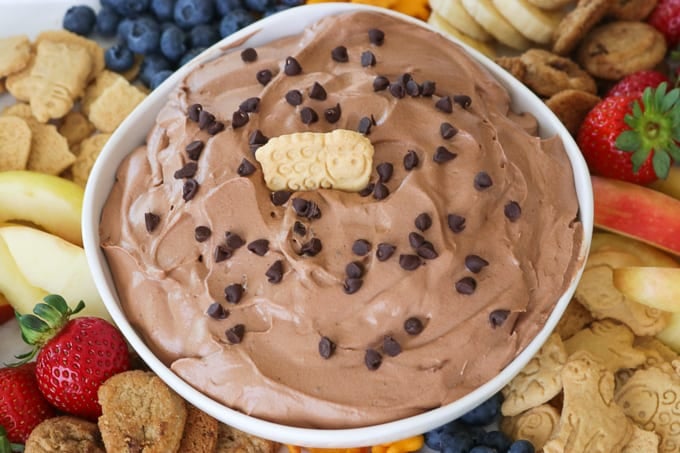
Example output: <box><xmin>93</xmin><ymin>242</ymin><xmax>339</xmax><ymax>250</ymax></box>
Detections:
<box><xmin>100</xmin><ymin>11</ymin><xmax>583</xmax><ymax>428</ymax></box>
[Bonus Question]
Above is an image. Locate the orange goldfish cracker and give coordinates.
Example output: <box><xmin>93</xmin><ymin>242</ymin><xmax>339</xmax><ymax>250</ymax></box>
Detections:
<box><xmin>351</xmin><ymin>0</ymin><xmax>399</xmax><ymax>8</ymax></box>
<box><xmin>391</xmin><ymin>0</ymin><xmax>430</xmax><ymax>20</ymax></box>
<box><xmin>371</xmin><ymin>435</ymin><xmax>424</xmax><ymax>453</ymax></box>
<box><xmin>287</xmin><ymin>447</ymin><xmax>370</xmax><ymax>453</ymax></box>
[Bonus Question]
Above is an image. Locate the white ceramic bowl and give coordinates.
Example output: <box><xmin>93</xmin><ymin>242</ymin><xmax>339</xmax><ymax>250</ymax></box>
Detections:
<box><xmin>83</xmin><ymin>3</ymin><xmax>593</xmax><ymax>447</ymax></box>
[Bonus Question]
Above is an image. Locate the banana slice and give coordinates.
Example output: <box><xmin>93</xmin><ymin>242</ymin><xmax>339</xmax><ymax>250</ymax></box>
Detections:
<box><xmin>526</xmin><ymin>0</ymin><xmax>574</xmax><ymax>10</ymax></box>
<box><xmin>460</xmin><ymin>0</ymin><xmax>532</xmax><ymax>50</ymax></box>
<box><xmin>429</xmin><ymin>0</ymin><xmax>493</xmax><ymax>42</ymax></box>
<box><xmin>427</xmin><ymin>12</ymin><xmax>496</xmax><ymax>58</ymax></box>
<box><xmin>492</xmin><ymin>0</ymin><xmax>564</xmax><ymax>44</ymax></box>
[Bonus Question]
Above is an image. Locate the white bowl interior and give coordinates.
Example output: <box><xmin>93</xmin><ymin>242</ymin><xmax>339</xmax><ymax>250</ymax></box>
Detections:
<box><xmin>83</xmin><ymin>3</ymin><xmax>593</xmax><ymax>447</ymax></box>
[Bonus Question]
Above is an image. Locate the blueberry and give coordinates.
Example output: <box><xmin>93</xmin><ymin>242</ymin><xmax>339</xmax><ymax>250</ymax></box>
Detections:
<box><xmin>218</xmin><ymin>9</ymin><xmax>255</xmax><ymax>37</ymax></box>
<box><xmin>178</xmin><ymin>47</ymin><xmax>206</xmax><ymax>66</ymax></box>
<box><xmin>469</xmin><ymin>447</ymin><xmax>496</xmax><ymax>453</ymax></box>
<box><xmin>508</xmin><ymin>440</ymin><xmax>535</xmax><ymax>453</ymax></box>
<box><xmin>127</xmin><ymin>16</ymin><xmax>161</xmax><ymax>55</ymax></box>
<box><xmin>160</xmin><ymin>25</ymin><xmax>187</xmax><ymax>61</ymax></box>
<box><xmin>149</xmin><ymin>69</ymin><xmax>174</xmax><ymax>89</ymax></box>
<box><xmin>105</xmin><ymin>44</ymin><xmax>135</xmax><ymax>72</ymax></box>
<box><xmin>263</xmin><ymin>5</ymin><xmax>291</xmax><ymax>16</ymax></box>
<box><xmin>63</xmin><ymin>5</ymin><xmax>97</xmax><ymax>36</ymax></box>
<box><xmin>216</xmin><ymin>0</ymin><xmax>243</xmax><ymax>16</ymax></box>
<box><xmin>110</xmin><ymin>0</ymin><xmax>150</xmax><ymax>18</ymax></box>
<box><xmin>150</xmin><ymin>0</ymin><xmax>176</xmax><ymax>21</ymax></box>
<box><xmin>466</xmin><ymin>426</ymin><xmax>488</xmax><ymax>445</ymax></box>
<box><xmin>117</xmin><ymin>17</ymin><xmax>134</xmax><ymax>42</ymax></box>
<box><xmin>140</xmin><ymin>54</ymin><xmax>172</xmax><ymax>85</ymax></box>
<box><xmin>425</xmin><ymin>425</ymin><xmax>456</xmax><ymax>451</ymax></box>
<box><xmin>460</xmin><ymin>393</ymin><xmax>503</xmax><ymax>426</ymax></box>
<box><xmin>96</xmin><ymin>7</ymin><xmax>121</xmax><ymax>37</ymax></box>
<box><xmin>189</xmin><ymin>24</ymin><xmax>220</xmax><ymax>48</ymax></box>
<box><xmin>481</xmin><ymin>431</ymin><xmax>511</xmax><ymax>452</ymax></box>
<box><xmin>280</xmin><ymin>0</ymin><xmax>304</xmax><ymax>5</ymax></box>
<box><xmin>174</xmin><ymin>0</ymin><xmax>216</xmax><ymax>29</ymax></box>
<box><xmin>244</xmin><ymin>0</ymin><xmax>274</xmax><ymax>13</ymax></box>
<box><xmin>440</xmin><ymin>432</ymin><xmax>475</xmax><ymax>453</ymax></box>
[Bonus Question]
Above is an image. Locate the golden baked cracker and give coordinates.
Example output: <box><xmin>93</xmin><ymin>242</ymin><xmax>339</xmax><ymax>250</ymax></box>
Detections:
<box><xmin>554</xmin><ymin>298</ymin><xmax>593</xmax><ymax>341</ymax></box>
<box><xmin>1</xmin><ymin>102</ymin><xmax>34</xmax><ymax>120</ymax></box>
<box><xmin>29</xmin><ymin>39</ymin><xmax>92</xmax><ymax>122</ymax></box>
<box><xmin>500</xmin><ymin>404</ymin><xmax>560</xmax><ymax>452</ymax></box>
<box><xmin>635</xmin><ymin>337</ymin><xmax>679</xmax><ymax>364</ymax></box>
<box><xmin>0</xmin><ymin>116</ymin><xmax>32</xmax><ymax>171</ymax></box>
<box><xmin>545</xmin><ymin>89</ymin><xmax>601</xmax><ymax>136</ymax></box>
<box><xmin>72</xmin><ymin>133</ymin><xmax>111</xmax><ymax>187</ymax></box>
<box><xmin>178</xmin><ymin>404</ymin><xmax>219</xmax><ymax>453</ymax></box>
<box><xmin>502</xmin><ymin>333</ymin><xmax>567</xmax><ymax>417</ymax></box>
<box><xmin>87</xmin><ymin>77</ymin><xmax>146</xmax><ymax>133</ymax></box>
<box><xmin>622</xmin><ymin>423</ymin><xmax>661</xmax><ymax>453</ymax></box>
<box><xmin>25</xmin><ymin>118</ymin><xmax>75</xmax><ymax>175</ymax></box>
<box><xmin>35</xmin><ymin>30</ymin><xmax>104</xmax><ymax>80</ymax></box>
<box><xmin>98</xmin><ymin>370</ymin><xmax>187</xmax><ymax>453</ymax></box>
<box><xmin>494</xmin><ymin>56</ymin><xmax>526</xmax><ymax>82</ymax></box>
<box><xmin>519</xmin><ymin>49</ymin><xmax>597</xmax><ymax>98</ymax></box>
<box><xmin>543</xmin><ymin>352</ymin><xmax>634</xmax><ymax>453</ymax></box>
<box><xmin>563</xmin><ymin>320</ymin><xmax>647</xmax><ymax>373</ymax></box>
<box><xmin>616</xmin><ymin>366</ymin><xmax>680</xmax><ymax>453</ymax></box>
<box><xmin>552</xmin><ymin>0</ymin><xmax>612</xmax><ymax>55</ymax></box>
<box><xmin>0</xmin><ymin>35</ymin><xmax>31</xmax><ymax>78</ymax></box>
<box><xmin>5</xmin><ymin>55</ymin><xmax>36</xmax><ymax>102</ymax></box>
<box><xmin>24</xmin><ymin>416</ymin><xmax>105</xmax><ymax>453</ymax></box>
<box><xmin>81</xmin><ymin>70</ymin><xmax>124</xmax><ymax>117</ymax></box>
<box><xmin>58</xmin><ymin>110</ymin><xmax>95</xmax><ymax>148</ymax></box>
<box><xmin>215</xmin><ymin>424</ymin><xmax>279</xmax><ymax>453</ymax></box>
<box><xmin>609</xmin><ymin>0</ymin><xmax>658</xmax><ymax>20</ymax></box>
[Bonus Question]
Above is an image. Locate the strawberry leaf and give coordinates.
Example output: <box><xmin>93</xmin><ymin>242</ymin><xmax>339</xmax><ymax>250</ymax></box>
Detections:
<box><xmin>43</xmin><ymin>294</ymin><xmax>68</xmax><ymax>315</ymax></box>
<box><xmin>662</xmin><ymin>88</ymin><xmax>680</xmax><ymax>112</ymax></box>
<box><xmin>631</xmin><ymin>149</ymin><xmax>650</xmax><ymax>172</ymax></box>
<box><xmin>652</xmin><ymin>151</ymin><xmax>671</xmax><ymax>179</ymax></box>
<box><xmin>669</xmin><ymin>142</ymin><xmax>680</xmax><ymax>161</ymax></box>
<box><xmin>32</xmin><ymin>302</ymin><xmax>62</xmax><ymax>325</ymax></box>
<box><xmin>615</xmin><ymin>130</ymin><xmax>641</xmax><ymax>152</ymax></box>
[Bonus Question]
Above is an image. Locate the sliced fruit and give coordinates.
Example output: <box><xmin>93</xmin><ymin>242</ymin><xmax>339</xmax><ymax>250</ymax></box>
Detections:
<box><xmin>427</xmin><ymin>12</ymin><xmax>496</xmax><ymax>58</ymax></box>
<box><xmin>649</xmin><ymin>165</ymin><xmax>680</xmax><ymax>200</ymax></box>
<box><xmin>657</xmin><ymin>312</ymin><xmax>680</xmax><ymax>352</ymax></box>
<box><xmin>614</xmin><ymin>267</ymin><xmax>680</xmax><ymax>312</ymax></box>
<box><xmin>492</xmin><ymin>0</ymin><xmax>564</xmax><ymax>44</ymax></box>
<box><xmin>0</xmin><ymin>235</ymin><xmax>47</xmax><ymax>316</ymax></box>
<box><xmin>585</xmin><ymin>250</ymin><xmax>643</xmax><ymax>270</ymax></box>
<box><xmin>590</xmin><ymin>232</ymin><xmax>680</xmax><ymax>267</ymax></box>
<box><xmin>460</xmin><ymin>0</ymin><xmax>532</xmax><ymax>50</ymax></box>
<box><xmin>592</xmin><ymin>175</ymin><xmax>680</xmax><ymax>256</ymax></box>
<box><xmin>429</xmin><ymin>0</ymin><xmax>493</xmax><ymax>42</ymax></box>
<box><xmin>0</xmin><ymin>293</ymin><xmax>14</xmax><ymax>325</ymax></box>
<box><xmin>0</xmin><ymin>170</ymin><xmax>83</xmax><ymax>246</ymax></box>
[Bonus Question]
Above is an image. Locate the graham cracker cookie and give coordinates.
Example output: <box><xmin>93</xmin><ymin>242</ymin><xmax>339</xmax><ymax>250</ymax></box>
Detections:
<box><xmin>5</xmin><ymin>55</ymin><xmax>36</xmax><ymax>102</ymax></box>
<box><xmin>178</xmin><ymin>404</ymin><xmax>219</xmax><ymax>453</ymax></box>
<box><xmin>98</xmin><ymin>370</ymin><xmax>187</xmax><ymax>453</ymax></box>
<box><xmin>81</xmin><ymin>70</ymin><xmax>120</xmax><ymax>117</ymax></box>
<box><xmin>519</xmin><ymin>49</ymin><xmax>597</xmax><ymax>98</ymax></box>
<box><xmin>0</xmin><ymin>116</ymin><xmax>32</xmax><ymax>171</ymax></box>
<box><xmin>554</xmin><ymin>299</ymin><xmax>593</xmax><ymax>341</ymax></box>
<box><xmin>24</xmin><ymin>118</ymin><xmax>75</xmax><ymax>175</ymax></box>
<box><xmin>87</xmin><ymin>76</ymin><xmax>146</xmax><ymax>133</ymax></box>
<box><xmin>552</xmin><ymin>0</ymin><xmax>612</xmax><ymax>56</ymax></box>
<box><xmin>24</xmin><ymin>416</ymin><xmax>105</xmax><ymax>453</ymax></box>
<box><xmin>545</xmin><ymin>89</ymin><xmax>601</xmax><ymax>136</ymax></box>
<box><xmin>1</xmin><ymin>102</ymin><xmax>34</xmax><ymax>120</ymax></box>
<box><xmin>35</xmin><ymin>30</ymin><xmax>104</xmax><ymax>81</ymax></box>
<box><xmin>215</xmin><ymin>424</ymin><xmax>279</xmax><ymax>453</ymax></box>
<box><xmin>622</xmin><ymin>424</ymin><xmax>660</xmax><ymax>453</ymax></box>
<box><xmin>72</xmin><ymin>133</ymin><xmax>111</xmax><ymax>186</ymax></box>
<box><xmin>502</xmin><ymin>333</ymin><xmax>567</xmax><ymax>416</ymax></box>
<box><xmin>500</xmin><ymin>404</ymin><xmax>560</xmax><ymax>452</ymax></box>
<box><xmin>634</xmin><ymin>336</ymin><xmax>679</xmax><ymax>364</ymax></box>
<box><xmin>494</xmin><ymin>56</ymin><xmax>526</xmax><ymax>81</ymax></box>
<box><xmin>608</xmin><ymin>0</ymin><xmax>658</xmax><ymax>20</ymax></box>
<box><xmin>0</xmin><ymin>35</ymin><xmax>32</xmax><ymax>78</ymax></box>
<box><xmin>58</xmin><ymin>111</ymin><xmax>95</xmax><ymax>148</ymax></box>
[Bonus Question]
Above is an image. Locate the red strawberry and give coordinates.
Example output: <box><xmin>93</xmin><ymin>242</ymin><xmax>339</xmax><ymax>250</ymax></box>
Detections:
<box><xmin>648</xmin><ymin>0</ymin><xmax>680</xmax><ymax>46</ymax></box>
<box><xmin>0</xmin><ymin>363</ymin><xmax>56</xmax><ymax>443</ymax></box>
<box><xmin>14</xmin><ymin>295</ymin><xmax>129</xmax><ymax>420</ymax></box>
<box><xmin>606</xmin><ymin>70</ymin><xmax>671</xmax><ymax>98</ymax></box>
<box><xmin>577</xmin><ymin>83</ymin><xmax>680</xmax><ymax>184</ymax></box>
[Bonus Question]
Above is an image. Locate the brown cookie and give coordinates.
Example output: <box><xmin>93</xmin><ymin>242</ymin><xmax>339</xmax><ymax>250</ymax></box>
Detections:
<box><xmin>545</xmin><ymin>89</ymin><xmax>601</xmax><ymax>136</ymax></box>
<box><xmin>494</xmin><ymin>56</ymin><xmax>526</xmax><ymax>81</ymax></box>
<box><xmin>520</xmin><ymin>49</ymin><xmax>597</xmax><ymax>97</ymax></box>
<box><xmin>98</xmin><ymin>370</ymin><xmax>188</xmax><ymax>453</ymax></box>
<box><xmin>608</xmin><ymin>0</ymin><xmax>658</xmax><ymax>20</ymax></box>
<box><xmin>24</xmin><ymin>416</ymin><xmax>105</xmax><ymax>453</ymax></box>
<box><xmin>0</xmin><ymin>35</ymin><xmax>32</xmax><ymax>78</ymax></box>
<box><xmin>577</xmin><ymin>21</ymin><xmax>667</xmax><ymax>80</ymax></box>
<box><xmin>178</xmin><ymin>404</ymin><xmax>219</xmax><ymax>453</ymax></box>
<box><xmin>554</xmin><ymin>298</ymin><xmax>594</xmax><ymax>340</ymax></box>
<box><xmin>0</xmin><ymin>115</ymin><xmax>32</xmax><ymax>171</ymax></box>
<box><xmin>215</xmin><ymin>424</ymin><xmax>279</xmax><ymax>453</ymax></box>
<box><xmin>552</xmin><ymin>0</ymin><xmax>612</xmax><ymax>56</ymax></box>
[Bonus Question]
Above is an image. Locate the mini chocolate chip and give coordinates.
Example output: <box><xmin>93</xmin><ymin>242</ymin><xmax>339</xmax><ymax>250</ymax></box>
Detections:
<box><xmin>373</xmin><ymin>75</ymin><xmax>390</xmax><ymax>91</ymax></box>
<box><xmin>365</xmin><ymin>348</ymin><xmax>382</xmax><ymax>370</ymax></box>
<box><xmin>361</xmin><ymin>50</ymin><xmax>376</xmax><ymax>67</ymax></box>
<box><xmin>421</xmin><ymin>80</ymin><xmax>436</xmax><ymax>97</ymax></box>
<box><xmin>239</xmin><ymin>97</ymin><xmax>260</xmax><ymax>113</ymax></box>
<box><xmin>182</xmin><ymin>179</ymin><xmax>199</xmax><ymax>201</ymax></box>
<box><xmin>214</xmin><ymin>245</ymin><xmax>232</xmax><ymax>262</ymax></box>
<box><xmin>207</xmin><ymin>121</ymin><xmax>225</xmax><ymax>135</ymax></box>
<box><xmin>206</xmin><ymin>302</ymin><xmax>229</xmax><ymax>319</ymax></box>
<box><xmin>440</xmin><ymin>122</ymin><xmax>458</xmax><ymax>139</ymax></box>
<box><xmin>318</xmin><ymin>336</ymin><xmax>336</xmax><ymax>359</ymax></box>
<box><xmin>300</xmin><ymin>107</ymin><xmax>319</xmax><ymax>124</ymax></box>
<box><xmin>465</xmin><ymin>255</ymin><xmax>489</xmax><ymax>273</ymax></box>
<box><xmin>398</xmin><ymin>73</ymin><xmax>412</xmax><ymax>85</ymax></box>
<box><xmin>447</xmin><ymin>214</ymin><xmax>466</xmax><ymax>233</ymax></box>
<box><xmin>324</xmin><ymin>103</ymin><xmax>342</xmax><ymax>123</ymax></box>
<box><xmin>343</xmin><ymin>278</ymin><xmax>363</xmax><ymax>294</ymax></box>
<box><xmin>474</xmin><ymin>172</ymin><xmax>493</xmax><ymax>190</ymax></box>
<box><xmin>368</xmin><ymin>28</ymin><xmax>385</xmax><ymax>46</ymax></box>
<box><xmin>383</xmin><ymin>335</ymin><xmax>401</xmax><ymax>357</ymax></box>
<box><xmin>144</xmin><ymin>212</ymin><xmax>160</xmax><ymax>232</ymax></box>
<box><xmin>331</xmin><ymin>45</ymin><xmax>348</xmax><ymax>62</ymax></box>
<box><xmin>225</xmin><ymin>232</ymin><xmax>245</xmax><ymax>250</ymax></box>
<box><xmin>404</xmin><ymin>150</ymin><xmax>419</xmax><ymax>170</ymax></box>
<box><xmin>292</xmin><ymin>199</ymin><xmax>321</xmax><ymax>220</ymax></box>
<box><xmin>345</xmin><ymin>261</ymin><xmax>364</xmax><ymax>279</ymax></box>
<box><xmin>376</xmin><ymin>243</ymin><xmax>396</xmax><ymax>261</ymax></box>
<box><xmin>435</xmin><ymin>96</ymin><xmax>453</xmax><ymax>113</ymax></box>
<box><xmin>408</xmin><ymin>232</ymin><xmax>425</xmax><ymax>249</ymax></box>
<box><xmin>293</xmin><ymin>221</ymin><xmax>306</xmax><ymax>236</ymax></box>
<box><xmin>454</xmin><ymin>94</ymin><xmax>472</xmax><ymax>108</ymax></box>
<box><xmin>358</xmin><ymin>116</ymin><xmax>372</xmax><ymax>135</ymax></box>
<box><xmin>352</xmin><ymin>239</ymin><xmax>371</xmax><ymax>256</ymax></box>
<box><xmin>456</xmin><ymin>277</ymin><xmax>477</xmax><ymax>295</ymax></box>
<box><xmin>417</xmin><ymin>242</ymin><xmax>438</xmax><ymax>260</ymax></box>
<box><xmin>271</xmin><ymin>190</ymin><xmax>292</xmax><ymax>206</ymax></box>
<box><xmin>188</xmin><ymin>103</ymin><xmax>202</xmax><ymax>122</ymax></box>
<box><xmin>284</xmin><ymin>56</ymin><xmax>302</xmax><ymax>75</ymax></box>
<box><xmin>404</xmin><ymin>317</ymin><xmax>424</xmax><ymax>335</ymax></box>
<box><xmin>489</xmin><ymin>309</ymin><xmax>510</xmax><ymax>328</ymax></box>
<box><xmin>389</xmin><ymin>83</ymin><xmax>405</xmax><ymax>99</ymax></box>
<box><xmin>241</xmin><ymin>47</ymin><xmax>257</xmax><ymax>62</ymax></box>
<box><xmin>232</xmin><ymin>110</ymin><xmax>249</xmax><ymax>128</ymax></box>
<box><xmin>256</xmin><ymin>69</ymin><xmax>273</xmax><ymax>86</ymax></box>
<box><xmin>226</xmin><ymin>324</ymin><xmax>245</xmax><ymax>344</ymax></box>
<box><xmin>405</xmin><ymin>79</ymin><xmax>421</xmax><ymax>97</ymax></box>
<box><xmin>399</xmin><ymin>254</ymin><xmax>421</xmax><ymax>271</ymax></box>
<box><xmin>309</xmin><ymin>82</ymin><xmax>327</xmax><ymax>100</ymax></box>
<box><xmin>376</xmin><ymin>162</ymin><xmax>393</xmax><ymax>183</ymax></box>
<box><xmin>247</xmin><ymin>239</ymin><xmax>269</xmax><ymax>256</ymax></box>
<box><xmin>300</xmin><ymin>238</ymin><xmax>322</xmax><ymax>256</ymax></box>
<box><xmin>249</xmin><ymin>130</ymin><xmax>268</xmax><ymax>152</ymax></box>
<box><xmin>237</xmin><ymin>158</ymin><xmax>256</xmax><ymax>176</ymax></box>
<box><xmin>358</xmin><ymin>183</ymin><xmax>374</xmax><ymax>197</ymax></box>
<box><xmin>434</xmin><ymin>146</ymin><xmax>457</xmax><ymax>163</ymax></box>
<box><xmin>186</xmin><ymin>140</ymin><xmax>204</xmax><ymax>160</ymax></box>
<box><xmin>415</xmin><ymin>213</ymin><xmax>432</xmax><ymax>231</ymax></box>
<box><xmin>174</xmin><ymin>162</ymin><xmax>198</xmax><ymax>179</ymax></box>
<box><xmin>198</xmin><ymin>110</ymin><xmax>215</xmax><ymax>129</ymax></box>
<box><xmin>195</xmin><ymin>226</ymin><xmax>211</xmax><ymax>242</ymax></box>
<box><xmin>266</xmin><ymin>260</ymin><xmax>284</xmax><ymax>283</ymax></box>
<box><xmin>504</xmin><ymin>201</ymin><xmax>521</xmax><ymax>222</ymax></box>
<box><xmin>285</xmin><ymin>89</ymin><xmax>303</xmax><ymax>106</ymax></box>
<box><xmin>225</xmin><ymin>283</ymin><xmax>244</xmax><ymax>304</ymax></box>
<box><xmin>373</xmin><ymin>182</ymin><xmax>389</xmax><ymax>200</ymax></box>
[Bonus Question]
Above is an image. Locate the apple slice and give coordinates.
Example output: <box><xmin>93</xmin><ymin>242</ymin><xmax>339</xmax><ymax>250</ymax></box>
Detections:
<box><xmin>0</xmin><ymin>234</ymin><xmax>47</xmax><ymax>316</ymax></box>
<box><xmin>585</xmin><ymin>250</ymin><xmax>642</xmax><ymax>270</ymax></box>
<box><xmin>592</xmin><ymin>175</ymin><xmax>680</xmax><ymax>256</ymax></box>
<box><xmin>649</xmin><ymin>165</ymin><xmax>680</xmax><ymax>201</ymax></box>
<box><xmin>0</xmin><ymin>170</ymin><xmax>83</xmax><ymax>246</ymax></box>
<box><xmin>590</xmin><ymin>232</ymin><xmax>680</xmax><ymax>268</ymax></box>
<box><xmin>0</xmin><ymin>224</ymin><xmax>111</xmax><ymax>322</ymax></box>
<box><xmin>656</xmin><ymin>312</ymin><xmax>680</xmax><ymax>353</ymax></box>
<box><xmin>613</xmin><ymin>267</ymin><xmax>680</xmax><ymax>312</ymax></box>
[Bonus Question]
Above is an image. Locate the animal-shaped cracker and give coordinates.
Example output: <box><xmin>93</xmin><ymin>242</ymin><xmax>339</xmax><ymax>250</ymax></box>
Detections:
<box><xmin>500</xmin><ymin>404</ymin><xmax>560</xmax><ymax>451</ymax></box>
<box><xmin>72</xmin><ymin>133</ymin><xmax>111</xmax><ymax>186</ymax></box>
<box><xmin>24</xmin><ymin>118</ymin><xmax>75</xmax><ymax>175</ymax></box>
<box><xmin>255</xmin><ymin>130</ymin><xmax>374</xmax><ymax>192</ymax></box>
<box><xmin>58</xmin><ymin>111</ymin><xmax>95</xmax><ymax>148</ymax></box>
<box><xmin>555</xmin><ymin>299</ymin><xmax>593</xmax><ymax>340</ymax></box>
<box><xmin>543</xmin><ymin>351</ymin><xmax>633</xmax><ymax>453</ymax></box>
<box><xmin>34</xmin><ymin>30</ymin><xmax>104</xmax><ymax>80</ymax></box>
<box><xmin>0</xmin><ymin>35</ymin><xmax>32</xmax><ymax>78</ymax></box>
<box><xmin>87</xmin><ymin>76</ymin><xmax>146</xmax><ymax>133</ymax></box>
<box><xmin>502</xmin><ymin>333</ymin><xmax>567</xmax><ymax>416</ymax></box>
<box><xmin>0</xmin><ymin>116</ymin><xmax>32</xmax><ymax>171</ymax></box>
<box><xmin>1</xmin><ymin>103</ymin><xmax>33</xmax><ymax>120</ymax></box>
<box><xmin>622</xmin><ymin>423</ymin><xmax>660</xmax><ymax>453</ymax></box>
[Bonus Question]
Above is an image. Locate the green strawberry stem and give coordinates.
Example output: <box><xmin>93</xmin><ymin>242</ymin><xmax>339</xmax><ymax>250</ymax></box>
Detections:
<box><xmin>615</xmin><ymin>82</ymin><xmax>680</xmax><ymax>179</ymax></box>
<box><xmin>11</xmin><ymin>295</ymin><xmax>85</xmax><ymax>365</ymax></box>
<box><xmin>0</xmin><ymin>426</ymin><xmax>24</xmax><ymax>453</ymax></box>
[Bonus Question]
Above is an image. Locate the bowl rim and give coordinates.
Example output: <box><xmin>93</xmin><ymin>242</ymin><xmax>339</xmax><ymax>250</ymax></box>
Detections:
<box><xmin>83</xmin><ymin>2</ymin><xmax>594</xmax><ymax>447</ymax></box>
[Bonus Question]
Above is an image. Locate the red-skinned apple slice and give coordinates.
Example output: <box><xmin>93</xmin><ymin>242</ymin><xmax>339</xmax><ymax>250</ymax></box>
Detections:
<box><xmin>613</xmin><ymin>267</ymin><xmax>680</xmax><ymax>312</ymax></box>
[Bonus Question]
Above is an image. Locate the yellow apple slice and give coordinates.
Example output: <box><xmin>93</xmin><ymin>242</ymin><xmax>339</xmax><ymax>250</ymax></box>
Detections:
<box><xmin>0</xmin><ymin>224</ymin><xmax>111</xmax><ymax>321</ymax></box>
<box><xmin>590</xmin><ymin>232</ymin><xmax>680</xmax><ymax>268</ymax></box>
<box><xmin>656</xmin><ymin>312</ymin><xmax>680</xmax><ymax>353</ymax></box>
<box><xmin>0</xmin><ymin>234</ymin><xmax>47</xmax><ymax>315</ymax></box>
<box><xmin>613</xmin><ymin>267</ymin><xmax>680</xmax><ymax>313</ymax></box>
<box><xmin>585</xmin><ymin>250</ymin><xmax>643</xmax><ymax>270</ymax></box>
<box><xmin>0</xmin><ymin>170</ymin><xmax>83</xmax><ymax>246</ymax></box>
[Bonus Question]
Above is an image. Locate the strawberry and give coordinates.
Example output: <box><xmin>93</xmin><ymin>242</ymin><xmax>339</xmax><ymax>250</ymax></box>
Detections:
<box><xmin>0</xmin><ymin>363</ymin><xmax>56</xmax><ymax>444</ymax></box>
<box><xmin>13</xmin><ymin>294</ymin><xmax>129</xmax><ymax>420</ymax></box>
<box><xmin>648</xmin><ymin>0</ymin><xmax>680</xmax><ymax>47</ymax></box>
<box><xmin>606</xmin><ymin>70</ymin><xmax>671</xmax><ymax>98</ymax></box>
<box><xmin>577</xmin><ymin>83</ymin><xmax>680</xmax><ymax>184</ymax></box>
